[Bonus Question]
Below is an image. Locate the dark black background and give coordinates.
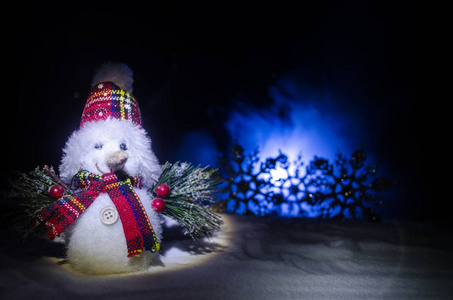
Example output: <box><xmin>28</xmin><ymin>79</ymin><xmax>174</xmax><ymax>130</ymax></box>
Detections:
<box><xmin>7</xmin><ymin>2</ymin><xmax>427</xmax><ymax>220</ymax></box>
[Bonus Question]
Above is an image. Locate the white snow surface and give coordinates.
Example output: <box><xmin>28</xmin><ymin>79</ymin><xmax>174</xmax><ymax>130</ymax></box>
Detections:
<box><xmin>1</xmin><ymin>214</ymin><xmax>452</xmax><ymax>300</ymax></box>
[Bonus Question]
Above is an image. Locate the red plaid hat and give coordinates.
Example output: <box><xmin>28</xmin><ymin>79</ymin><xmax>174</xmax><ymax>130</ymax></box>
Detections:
<box><xmin>80</xmin><ymin>81</ymin><xmax>142</xmax><ymax>127</ymax></box>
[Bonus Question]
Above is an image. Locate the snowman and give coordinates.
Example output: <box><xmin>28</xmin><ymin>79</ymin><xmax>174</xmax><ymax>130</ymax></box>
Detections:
<box><xmin>48</xmin><ymin>62</ymin><xmax>164</xmax><ymax>274</ymax></box>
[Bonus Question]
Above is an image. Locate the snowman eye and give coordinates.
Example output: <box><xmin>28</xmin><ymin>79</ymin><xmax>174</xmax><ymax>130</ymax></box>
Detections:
<box><xmin>120</xmin><ymin>143</ymin><xmax>128</xmax><ymax>151</ymax></box>
<box><xmin>94</xmin><ymin>143</ymin><xmax>103</xmax><ymax>150</ymax></box>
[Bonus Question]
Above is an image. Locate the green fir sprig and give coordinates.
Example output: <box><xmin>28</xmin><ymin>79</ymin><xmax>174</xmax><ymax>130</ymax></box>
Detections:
<box><xmin>150</xmin><ymin>162</ymin><xmax>223</xmax><ymax>240</ymax></box>
<box><xmin>1</xmin><ymin>166</ymin><xmax>62</xmax><ymax>240</ymax></box>
<box><xmin>2</xmin><ymin>163</ymin><xmax>222</xmax><ymax>243</ymax></box>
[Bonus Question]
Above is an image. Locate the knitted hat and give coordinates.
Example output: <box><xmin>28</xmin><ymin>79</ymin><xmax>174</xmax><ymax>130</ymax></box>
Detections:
<box><xmin>80</xmin><ymin>82</ymin><xmax>142</xmax><ymax>127</ymax></box>
<box><xmin>80</xmin><ymin>63</ymin><xmax>141</xmax><ymax>127</ymax></box>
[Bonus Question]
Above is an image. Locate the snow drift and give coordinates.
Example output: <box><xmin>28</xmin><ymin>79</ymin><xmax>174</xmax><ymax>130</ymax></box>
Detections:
<box><xmin>1</xmin><ymin>214</ymin><xmax>452</xmax><ymax>299</ymax></box>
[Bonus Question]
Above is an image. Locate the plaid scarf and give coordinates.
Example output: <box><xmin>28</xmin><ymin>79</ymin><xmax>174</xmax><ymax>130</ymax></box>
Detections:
<box><xmin>40</xmin><ymin>170</ymin><xmax>160</xmax><ymax>257</ymax></box>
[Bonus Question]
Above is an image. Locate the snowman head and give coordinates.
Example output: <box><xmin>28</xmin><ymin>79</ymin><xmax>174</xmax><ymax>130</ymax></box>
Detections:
<box><xmin>59</xmin><ymin>118</ymin><xmax>161</xmax><ymax>187</ymax></box>
<box><xmin>59</xmin><ymin>63</ymin><xmax>161</xmax><ymax>187</ymax></box>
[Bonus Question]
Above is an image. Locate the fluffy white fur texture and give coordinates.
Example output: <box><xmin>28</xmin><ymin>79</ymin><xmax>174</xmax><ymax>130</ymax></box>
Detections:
<box><xmin>60</xmin><ymin>119</ymin><xmax>161</xmax><ymax>188</ymax></box>
<box><xmin>59</xmin><ymin>119</ymin><xmax>163</xmax><ymax>274</ymax></box>
<box><xmin>91</xmin><ymin>62</ymin><xmax>134</xmax><ymax>94</ymax></box>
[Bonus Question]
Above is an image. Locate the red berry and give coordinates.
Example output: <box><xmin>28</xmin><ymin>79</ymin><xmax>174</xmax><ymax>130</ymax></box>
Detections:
<box><xmin>48</xmin><ymin>185</ymin><xmax>64</xmax><ymax>199</ymax></box>
<box><xmin>155</xmin><ymin>184</ymin><xmax>171</xmax><ymax>198</ymax></box>
<box><xmin>151</xmin><ymin>198</ymin><xmax>166</xmax><ymax>213</ymax></box>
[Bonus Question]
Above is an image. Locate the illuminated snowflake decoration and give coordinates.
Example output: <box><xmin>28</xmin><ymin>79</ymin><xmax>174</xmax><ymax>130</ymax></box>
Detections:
<box><xmin>218</xmin><ymin>143</ymin><xmax>392</xmax><ymax>221</ymax></box>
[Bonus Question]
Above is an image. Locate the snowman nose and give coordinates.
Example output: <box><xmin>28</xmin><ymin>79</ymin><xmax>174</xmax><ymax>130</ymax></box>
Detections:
<box><xmin>106</xmin><ymin>150</ymin><xmax>129</xmax><ymax>170</ymax></box>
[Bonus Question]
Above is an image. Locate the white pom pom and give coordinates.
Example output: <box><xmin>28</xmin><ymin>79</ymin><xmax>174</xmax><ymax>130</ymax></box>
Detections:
<box><xmin>91</xmin><ymin>62</ymin><xmax>134</xmax><ymax>94</ymax></box>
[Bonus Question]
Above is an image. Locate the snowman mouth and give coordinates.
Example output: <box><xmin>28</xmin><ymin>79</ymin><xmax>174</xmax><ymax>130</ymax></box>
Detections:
<box><xmin>95</xmin><ymin>162</ymin><xmax>109</xmax><ymax>174</ymax></box>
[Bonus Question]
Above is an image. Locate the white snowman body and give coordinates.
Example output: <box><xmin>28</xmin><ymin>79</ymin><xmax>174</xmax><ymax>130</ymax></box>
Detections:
<box><xmin>65</xmin><ymin>190</ymin><xmax>161</xmax><ymax>274</ymax></box>
<box><xmin>59</xmin><ymin>113</ymin><xmax>163</xmax><ymax>274</ymax></box>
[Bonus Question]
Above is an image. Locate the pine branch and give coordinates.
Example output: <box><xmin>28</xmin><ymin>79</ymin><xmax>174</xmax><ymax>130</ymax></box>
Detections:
<box><xmin>43</xmin><ymin>165</ymin><xmax>71</xmax><ymax>192</ymax></box>
<box><xmin>1</xmin><ymin>167</ymin><xmax>60</xmax><ymax>240</ymax></box>
<box><xmin>150</xmin><ymin>162</ymin><xmax>223</xmax><ymax>240</ymax></box>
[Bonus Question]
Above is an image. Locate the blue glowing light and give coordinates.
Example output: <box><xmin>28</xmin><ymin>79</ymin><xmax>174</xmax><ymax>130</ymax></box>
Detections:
<box><xmin>225</xmin><ymin>77</ymin><xmax>374</xmax><ymax>168</ymax></box>
<box><xmin>219</xmin><ymin>146</ymin><xmax>389</xmax><ymax>220</ymax></box>
<box><xmin>174</xmin><ymin>73</ymin><xmax>391</xmax><ymax>219</ymax></box>
<box><xmin>215</xmin><ymin>75</ymin><xmax>391</xmax><ymax>219</ymax></box>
